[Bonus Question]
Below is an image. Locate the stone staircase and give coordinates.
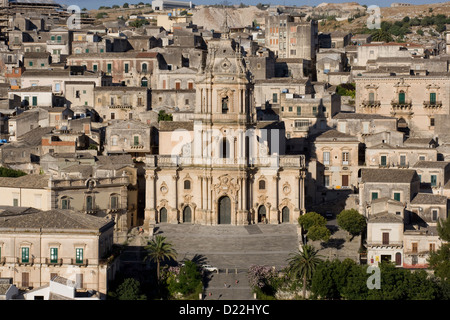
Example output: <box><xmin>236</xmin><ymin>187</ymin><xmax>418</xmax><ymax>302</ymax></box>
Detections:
<box><xmin>202</xmin><ymin>272</ymin><xmax>254</xmax><ymax>300</ymax></box>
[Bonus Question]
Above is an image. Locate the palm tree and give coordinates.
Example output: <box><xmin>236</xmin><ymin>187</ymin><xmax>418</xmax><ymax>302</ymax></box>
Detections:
<box><xmin>144</xmin><ymin>235</ymin><xmax>177</xmax><ymax>281</ymax></box>
<box><xmin>286</xmin><ymin>245</ymin><xmax>321</xmax><ymax>299</ymax></box>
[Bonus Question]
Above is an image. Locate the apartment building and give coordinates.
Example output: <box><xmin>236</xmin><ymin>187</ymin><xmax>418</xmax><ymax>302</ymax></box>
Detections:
<box><xmin>0</xmin><ymin>206</ymin><xmax>116</xmax><ymax>298</ymax></box>
<box><xmin>264</xmin><ymin>13</ymin><xmax>318</xmax><ymax>61</ymax></box>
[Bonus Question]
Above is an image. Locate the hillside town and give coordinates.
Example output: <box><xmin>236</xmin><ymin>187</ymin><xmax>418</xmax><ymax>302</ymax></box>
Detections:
<box><xmin>0</xmin><ymin>0</ymin><xmax>449</xmax><ymax>301</ymax></box>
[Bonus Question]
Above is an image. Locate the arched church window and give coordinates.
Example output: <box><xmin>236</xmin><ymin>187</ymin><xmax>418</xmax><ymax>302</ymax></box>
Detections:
<box><xmin>222</xmin><ymin>97</ymin><xmax>229</xmax><ymax>114</ymax></box>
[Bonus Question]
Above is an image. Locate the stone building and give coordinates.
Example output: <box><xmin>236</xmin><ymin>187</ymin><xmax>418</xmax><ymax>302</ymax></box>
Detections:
<box><xmin>0</xmin><ymin>206</ymin><xmax>117</xmax><ymax>298</ymax></box>
<box><xmin>264</xmin><ymin>13</ymin><xmax>318</xmax><ymax>61</ymax></box>
<box><xmin>366</xmin><ymin>206</ymin><xmax>404</xmax><ymax>267</ymax></box>
<box><xmin>332</xmin><ymin>112</ymin><xmax>398</xmax><ymax>143</ymax></box>
<box><xmin>143</xmin><ymin>34</ymin><xmax>306</xmax><ymax>229</ymax></box>
<box><xmin>93</xmin><ymin>86</ymin><xmax>150</xmax><ymax>121</ymax></box>
<box><xmin>354</xmin><ymin>72</ymin><xmax>450</xmax><ymax>138</ymax></box>
<box><xmin>66</xmin><ymin>52</ymin><xmax>161</xmax><ymax>87</ymax></box>
<box><xmin>312</xmin><ymin>129</ymin><xmax>362</xmax><ymax>195</ymax></box>
<box><xmin>359</xmin><ymin>168</ymin><xmax>420</xmax><ymax>217</ymax></box>
<box><xmin>104</xmin><ymin>119</ymin><xmax>155</xmax><ymax>161</ymax></box>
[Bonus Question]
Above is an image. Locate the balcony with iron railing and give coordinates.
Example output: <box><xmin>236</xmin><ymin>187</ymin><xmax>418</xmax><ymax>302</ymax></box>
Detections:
<box><xmin>108</xmin><ymin>104</ymin><xmax>133</xmax><ymax>109</ymax></box>
<box><xmin>72</xmin><ymin>258</ymin><xmax>89</xmax><ymax>267</ymax></box>
<box><xmin>367</xmin><ymin>241</ymin><xmax>403</xmax><ymax>247</ymax></box>
<box><xmin>47</xmin><ymin>40</ymin><xmax>66</xmax><ymax>45</ymax></box>
<box><xmin>45</xmin><ymin>258</ymin><xmax>63</xmax><ymax>266</ymax></box>
<box><xmin>391</xmin><ymin>99</ymin><xmax>412</xmax><ymax>110</ymax></box>
<box><xmin>361</xmin><ymin>100</ymin><xmax>381</xmax><ymax>108</ymax></box>
<box><xmin>16</xmin><ymin>257</ymin><xmax>35</xmax><ymax>266</ymax></box>
<box><xmin>423</xmin><ymin>101</ymin><xmax>442</xmax><ymax>108</ymax></box>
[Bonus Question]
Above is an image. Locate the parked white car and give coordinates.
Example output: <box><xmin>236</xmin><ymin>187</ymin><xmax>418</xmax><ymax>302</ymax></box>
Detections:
<box><xmin>201</xmin><ymin>264</ymin><xmax>218</xmax><ymax>272</ymax></box>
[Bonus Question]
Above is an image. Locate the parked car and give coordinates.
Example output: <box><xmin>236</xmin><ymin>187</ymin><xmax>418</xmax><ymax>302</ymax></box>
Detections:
<box><xmin>201</xmin><ymin>264</ymin><xmax>218</xmax><ymax>272</ymax></box>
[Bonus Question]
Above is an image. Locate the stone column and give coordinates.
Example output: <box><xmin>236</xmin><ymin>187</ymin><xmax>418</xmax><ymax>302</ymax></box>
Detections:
<box><xmin>143</xmin><ymin>172</ymin><xmax>156</xmax><ymax>231</ymax></box>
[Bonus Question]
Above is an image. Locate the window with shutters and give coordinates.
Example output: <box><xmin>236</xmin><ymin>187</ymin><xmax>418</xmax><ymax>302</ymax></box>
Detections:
<box><xmin>75</xmin><ymin>248</ymin><xmax>84</xmax><ymax>264</ymax></box>
<box><xmin>22</xmin><ymin>247</ymin><xmax>29</xmax><ymax>263</ymax></box>
<box><xmin>429</xmin><ymin>243</ymin><xmax>435</xmax><ymax>252</ymax></box>
<box><xmin>323</xmin><ymin>151</ymin><xmax>330</xmax><ymax>165</ymax></box>
<box><xmin>342</xmin><ymin>152</ymin><xmax>349</xmax><ymax>165</ymax></box>
<box><xmin>110</xmin><ymin>195</ymin><xmax>119</xmax><ymax>210</ymax></box>
<box><xmin>380</xmin><ymin>155</ymin><xmax>387</xmax><ymax>166</ymax></box>
<box><xmin>412</xmin><ymin>242</ymin><xmax>418</xmax><ymax>253</ymax></box>
<box><xmin>50</xmin><ymin>248</ymin><xmax>58</xmax><ymax>263</ymax></box>
<box><xmin>432</xmin><ymin>209</ymin><xmax>438</xmax><ymax>221</ymax></box>
<box><xmin>324</xmin><ymin>175</ymin><xmax>330</xmax><ymax>187</ymax></box>
<box><xmin>371</xmin><ymin>192</ymin><xmax>378</xmax><ymax>200</ymax></box>
<box><xmin>431</xmin><ymin>175</ymin><xmax>437</xmax><ymax>187</ymax></box>
<box><xmin>382</xmin><ymin>232</ymin><xmax>389</xmax><ymax>245</ymax></box>
<box><xmin>394</xmin><ymin>192</ymin><xmax>401</xmax><ymax>202</ymax></box>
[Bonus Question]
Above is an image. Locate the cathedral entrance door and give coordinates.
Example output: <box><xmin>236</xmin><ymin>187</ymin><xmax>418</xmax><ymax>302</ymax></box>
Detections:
<box><xmin>218</xmin><ymin>196</ymin><xmax>231</xmax><ymax>224</ymax></box>
<box><xmin>183</xmin><ymin>206</ymin><xmax>192</xmax><ymax>223</ymax></box>
<box><xmin>160</xmin><ymin>207</ymin><xmax>167</xmax><ymax>223</ymax></box>
<box><xmin>258</xmin><ymin>206</ymin><xmax>267</xmax><ymax>223</ymax></box>
<box><xmin>282</xmin><ymin>206</ymin><xmax>290</xmax><ymax>223</ymax></box>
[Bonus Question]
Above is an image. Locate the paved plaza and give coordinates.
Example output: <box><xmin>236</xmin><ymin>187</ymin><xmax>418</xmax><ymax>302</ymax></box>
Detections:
<box><xmin>154</xmin><ymin>224</ymin><xmax>301</xmax><ymax>270</ymax></box>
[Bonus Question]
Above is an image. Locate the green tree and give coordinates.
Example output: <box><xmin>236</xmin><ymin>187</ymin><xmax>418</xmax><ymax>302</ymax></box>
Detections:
<box><xmin>437</xmin><ymin>217</ymin><xmax>450</xmax><ymax>241</ymax></box>
<box><xmin>310</xmin><ymin>260</ymin><xmax>339</xmax><ymax>299</ymax></box>
<box><xmin>307</xmin><ymin>225</ymin><xmax>331</xmax><ymax>242</ymax></box>
<box><xmin>111</xmin><ymin>278</ymin><xmax>147</xmax><ymax>300</ymax></box>
<box><xmin>370</xmin><ymin>29</ymin><xmax>393</xmax><ymax>42</ymax></box>
<box><xmin>144</xmin><ymin>235</ymin><xmax>177</xmax><ymax>281</ymax></box>
<box><xmin>337</xmin><ymin>209</ymin><xmax>367</xmax><ymax>238</ymax></box>
<box><xmin>123</xmin><ymin>2</ymin><xmax>129</xmax><ymax>8</ymax></box>
<box><xmin>168</xmin><ymin>261</ymin><xmax>203</xmax><ymax>298</ymax></box>
<box><xmin>428</xmin><ymin>218</ymin><xmax>450</xmax><ymax>283</ymax></box>
<box><xmin>406</xmin><ymin>270</ymin><xmax>437</xmax><ymax>300</ymax></box>
<box><xmin>298</xmin><ymin>211</ymin><xmax>327</xmax><ymax>232</ymax></box>
<box><xmin>129</xmin><ymin>19</ymin><xmax>150</xmax><ymax>28</ymax></box>
<box><xmin>0</xmin><ymin>166</ymin><xmax>27</xmax><ymax>177</ymax></box>
<box><xmin>366</xmin><ymin>262</ymin><xmax>412</xmax><ymax>300</ymax></box>
<box><xmin>158</xmin><ymin>110</ymin><xmax>173</xmax><ymax>122</ymax></box>
<box><xmin>286</xmin><ymin>245</ymin><xmax>322</xmax><ymax>299</ymax></box>
<box><xmin>340</xmin><ymin>264</ymin><xmax>369</xmax><ymax>300</ymax></box>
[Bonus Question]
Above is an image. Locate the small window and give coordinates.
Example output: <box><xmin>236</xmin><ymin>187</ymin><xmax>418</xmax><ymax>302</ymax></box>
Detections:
<box><xmin>75</xmin><ymin>248</ymin><xmax>84</xmax><ymax>264</ymax></box>
<box><xmin>184</xmin><ymin>180</ymin><xmax>191</xmax><ymax>190</ymax></box>
<box><xmin>50</xmin><ymin>248</ymin><xmax>58</xmax><ymax>263</ymax></box>
<box><xmin>394</xmin><ymin>192</ymin><xmax>401</xmax><ymax>202</ymax></box>
<box><xmin>431</xmin><ymin>175</ymin><xmax>437</xmax><ymax>187</ymax></box>
<box><xmin>430</xmin><ymin>118</ymin><xmax>435</xmax><ymax>127</ymax></box>
<box><xmin>371</xmin><ymin>192</ymin><xmax>378</xmax><ymax>200</ymax></box>
<box><xmin>272</xmin><ymin>93</ymin><xmax>278</xmax><ymax>103</ymax></box>
<box><xmin>432</xmin><ymin>210</ymin><xmax>438</xmax><ymax>221</ymax></box>
<box><xmin>342</xmin><ymin>152</ymin><xmax>349</xmax><ymax>165</ymax></box>
<box><xmin>22</xmin><ymin>247</ymin><xmax>29</xmax><ymax>263</ymax></box>
<box><xmin>429</xmin><ymin>243</ymin><xmax>435</xmax><ymax>252</ymax></box>
<box><xmin>61</xmin><ymin>198</ymin><xmax>69</xmax><ymax>209</ymax></box>
<box><xmin>382</xmin><ymin>232</ymin><xmax>389</xmax><ymax>245</ymax></box>
<box><xmin>259</xmin><ymin>180</ymin><xmax>266</xmax><ymax>190</ymax></box>
<box><xmin>323</xmin><ymin>151</ymin><xmax>330</xmax><ymax>165</ymax></box>
<box><xmin>110</xmin><ymin>195</ymin><xmax>119</xmax><ymax>210</ymax></box>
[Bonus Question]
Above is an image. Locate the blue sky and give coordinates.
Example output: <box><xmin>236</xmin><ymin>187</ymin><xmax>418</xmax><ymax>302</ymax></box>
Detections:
<box><xmin>57</xmin><ymin>0</ymin><xmax>446</xmax><ymax>11</ymax></box>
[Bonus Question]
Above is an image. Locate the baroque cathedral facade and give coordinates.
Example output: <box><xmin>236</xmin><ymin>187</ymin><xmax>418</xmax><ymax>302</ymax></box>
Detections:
<box><xmin>143</xmin><ymin>34</ymin><xmax>306</xmax><ymax>229</ymax></box>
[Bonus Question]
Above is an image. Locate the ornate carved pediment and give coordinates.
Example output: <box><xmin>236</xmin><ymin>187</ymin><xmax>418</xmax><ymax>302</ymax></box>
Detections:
<box><xmin>183</xmin><ymin>193</ymin><xmax>193</xmax><ymax>203</ymax></box>
<box><xmin>213</xmin><ymin>174</ymin><xmax>240</xmax><ymax>195</ymax></box>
